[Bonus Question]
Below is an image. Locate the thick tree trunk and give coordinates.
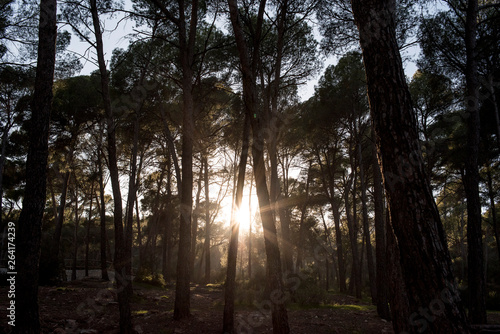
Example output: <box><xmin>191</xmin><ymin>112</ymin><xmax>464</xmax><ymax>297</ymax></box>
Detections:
<box><xmin>15</xmin><ymin>0</ymin><xmax>57</xmax><ymax>331</ymax></box>
<box><xmin>372</xmin><ymin>136</ymin><xmax>390</xmax><ymax>320</ymax></box>
<box><xmin>464</xmin><ymin>0</ymin><xmax>487</xmax><ymax>324</ymax></box>
<box><xmin>252</xmin><ymin>132</ymin><xmax>290</xmax><ymax>334</ymax></box>
<box><xmin>173</xmin><ymin>0</ymin><xmax>198</xmax><ymax>318</ymax></box>
<box><xmin>351</xmin><ymin>0</ymin><xmax>470</xmax><ymax>331</ymax></box>
<box><xmin>223</xmin><ymin>112</ymin><xmax>250</xmax><ymax>334</ymax></box>
<box><xmin>386</xmin><ymin>218</ymin><xmax>410</xmax><ymax>333</ymax></box>
<box><xmin>90</xmin><ymin>0</ymin><xmax>132</xmax><ymax>331</ymax></box>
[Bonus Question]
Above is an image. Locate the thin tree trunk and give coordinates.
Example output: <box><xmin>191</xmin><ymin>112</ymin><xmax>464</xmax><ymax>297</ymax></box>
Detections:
<box><xmin>85</xmin><ymin>183</ymin><xmax>94</xmax><ymax>277</ymax></box>
<box><xmin>90</xmin><ymin>0</ymin><xmax>132</xmax><ymax>331</ymax></box>
<box><xmin>15</xmin><ymin>0</ymin><xmax>57</xmax><ymax>330</ymax></box>
<box><xmin>351</xmin><ymin>0</ymin><xmax>470</xmax><ymax>331</ymax></box>
<box><xmin>345</xmin><ymin>170</ymin><xmax>361</xmax><ymax>299</ymax></box>
<box><xmin>248</xmin><ymin>171</ymin><xmax>253</xmax><ymax>279</ymax></box>
<box><xmin>97</xmin><ymin>136</ymin><xmax>109</xmax><ymax>281</ymax></box>
<box><xmin>358</xmin><ymin>142</ymin><xmax>376</xmax><ymax>303</ymax></box>
<box><xmin>227</xmin><ymin>0</ymin><xmax>290</xmax><ymax>330</ymax></box>
<box><xmin>203</xmin><ymin>156</ymin><xmax>211</xmax><ymax>283</ymax></box>
<box><xmin>72</xmin><ymin>183</ymin><xmax>79</xmax><ymax>281</ymax></box>
<box><xmin>223</xmin><ymin>112</ymin><xmax>250</xmax><ymax>334</ymax></box>
<box><xmin>487</xmin><ymin>167</ymin><xmax>500</xmax><ymax>261</ymax></box>
<box><xmin>191</xmin><ymin>159</ymin><xmax>203</xmax><ymax>280</ymax></box>
<box><xmin>136</xmin><ymin>197</ymin><xmax>142</xmax><ymax>267</ymax></box>
<box><xmin>125</xmin><ymin>116</ymin><xmax>140</xmax><ymax>276</ymax></box>
<box><xmin>464</xmin><ymin>0</ymin><xmax>486</xmax><ymax>324</ymax></box>
<box><xmin>296</xmin><ymin>161</ymin><xmax>312</xmax><ymax>271</ymax></box>
<box><xmin>49</xmin><ymin>170</ymin><xmax>71</xmax><ymax>278</ymax></box>
<box><xmin>164</xmin><ymin>153</ymin><xmax>173</xmax><ymax>281</ymax></box>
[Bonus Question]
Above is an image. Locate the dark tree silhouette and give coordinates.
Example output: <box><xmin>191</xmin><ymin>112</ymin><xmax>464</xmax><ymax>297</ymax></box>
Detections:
<box><xmin>15</xmin><ymin>0</ymin><xmax>57</xmax><ymax>332</ymax></box>
<box><xmin>351</xmin><ymin>0</ymin><xmax>470</xmax><ymax>332</ymax></box>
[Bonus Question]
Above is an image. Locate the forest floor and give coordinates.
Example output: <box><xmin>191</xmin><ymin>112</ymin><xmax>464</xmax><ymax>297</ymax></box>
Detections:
<box><xmin>1</xmin><ymin>276</ymin><xmax>499</xmax><ymax>334</ymax></box>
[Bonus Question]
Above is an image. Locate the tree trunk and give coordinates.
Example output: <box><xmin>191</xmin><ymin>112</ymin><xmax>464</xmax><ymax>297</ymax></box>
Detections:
<box><xmin>372</xmin><ymin>135</ymin><xmax>390</xmax><ymax>320</ymax></box>
<box><xmin>136</xmin><ymin>197</ymin><xmax>142</xmax><ymax>268</ymax></box>
<box><xmin>386</xmin><ymin>216</ymin><xmax>410</xmax><ymax>332</ymax></box>
<box><xmin>125</xmin><ymin>115</ymin><xmax>140</xmax><ymax>277</ymax></box>
<box><xmin>464</xmin><ymin>0</ymin><xmax>486</xmax><ymax>324</ymax></box>
<box><xmin>97</xmin><ymin>135</ymin><xmax>109</xmax><ymax>281</ymax></box>
<box><xmin>295</xmin><ymin>164</ymin><xmax>311</xmax><ymax>271</ymax></box>
<box><xmin>72</xmin><ymin>183</ymin><xmax>79</xmax><ymax>281</ymax></box>
<box><xmin>487</xmin><ymin>167</ymin><xmax>500</xmax><ymax>262</ymax></box>
<box><xmin>49</xmin><ymin>170</ymin><xmax>70</xmax><ymax>280</ymax></box>
<box><xmin>90</xmin><ymin>0</ymin><xmax>132</xmax><ymax>331</ymax></box>
<box><xmin>191</xmin><ymin>159</ymin><xmax>203</xmax><ymax>280</ymax></box>
<box><xmin>248</xmin><ymin>171</ymin><xmax>253</xmax><ymax>279</ymax></box>
<box><xmin>15</xmin><ymin>0</ymin><xmax>57</xmax><ymax>331</ymax></box>
<box><xmin>351</xmin><ymin>0</ymin><xmax>470</xmax><ymax>331</ymax></box>
<box><xmin>173</xmin><ymin>0</ymin><xmax>198</xmax><ymax>318</ymax></box>
<box><xmin>163</xmin><ymin>154</ymin><xmax>173</xmax><ymax>281</ymax></box>
<box><xmin>50</xmin><ymin>138</ymin><xmax>76</xmax><ymax>277</ymax></box>
<box><xmin>358</xmin><ymin>142</ymin><xmax>376</xmax><ymax>303</ymax></box>
<box><xmin>85</xmin><ymin>184</ymin><xmax>95</xmax><ymax>277</ymax></box>
<box><xmin>223</xmin><ymin>112</ymin><xmax>250</xmax><ymax>333</ymax></box>
<box><xmin>227</xmin><ymin>0</ymin><xmax>290</xmax><ymax>331</ymax></box>
<box><xmin>344</xmin><ymin>170</ymin><xmax>361</xmax><ymax>299</ymax></box>
<box><xmin>203</xmin><ymin>156</ymin><xmax>211</xmax><ymax>283</ymax></box>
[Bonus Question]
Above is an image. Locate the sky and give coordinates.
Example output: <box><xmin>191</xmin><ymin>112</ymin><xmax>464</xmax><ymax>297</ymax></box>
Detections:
<box><xmin>68</xmin><ymin>6</ymin><xmax>421</xmax><ymax>103</ymax></box>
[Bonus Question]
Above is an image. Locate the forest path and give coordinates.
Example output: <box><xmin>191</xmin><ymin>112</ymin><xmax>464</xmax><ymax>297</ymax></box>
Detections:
<box><xmin>11</xmin><ymin>277</ymin><xmax>500</xmax><ymax>333</ymax></box>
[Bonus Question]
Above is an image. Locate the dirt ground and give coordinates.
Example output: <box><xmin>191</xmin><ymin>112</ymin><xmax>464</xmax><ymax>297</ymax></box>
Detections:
<box><xmin>0</xmin><ymin>278</ymin><xmax>499</xmax><ymax>334</ymax></box>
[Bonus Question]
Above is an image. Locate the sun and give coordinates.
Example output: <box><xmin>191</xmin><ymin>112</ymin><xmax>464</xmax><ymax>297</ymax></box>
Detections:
<box><xmin>220</xmin><ymin>188</ymin><xmax>259</xmax><ymax>235</ymax></box>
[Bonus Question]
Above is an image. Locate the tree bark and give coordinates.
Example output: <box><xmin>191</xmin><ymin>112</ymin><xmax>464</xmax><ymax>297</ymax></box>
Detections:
<box><xmin>15</xmin><ymin>0</ymin><xmax>57</xmax><ymax>331</ymax></box>
<box><xmin>125</xmin><ymin>115</ymin><xmax>140</xmax><ymax>277</ymax></box>
<box><xmin>372</xmin><ymin>135</ymin><xmax>390</xmax><ymax>320</ymax></box>
<box><xmin>227</xmin><ymin>0</ymin><xmax>290</xmax><ymax>331</ymax></box>
<box><xmin>464</xmin><ymin>0</ymin><xmax>487</xmax><ymax>324</ymax></box>
<box><xmin>203</xmin><ymin>156</ymin><xmax>211</xmax><ymax>283</ymax></box>
<box><xmin>90</xmin><ymin>0</ymin><xmax>132</xmax><ymax>331</ymax></box>
<box><xmin>223</xmin><ymin>112</ymin><xmax>250</xmax><ymax>334</ymax></box>
<box><xmin>487</xmin><ymin>167</ymin><xmax>500</xmax><ymax>262</ymax></box>
<box><xmin>351</xmin><ymin>0</ymin><xmax>470</xmax><ymax>331</ymax></box>
<box><xmin>344</xmin><ymin>169</ymin><xmax>361</xmax><ymax>299</ymax></box>
<box><xmin>72</xmin><ymin>183</ymin><xmax>79</xmax><ymax>281</ymax></box>
<box><xmin>191</xmin><ymin>159</ymin><xmax>203</xmax><ymax>280</ymax></box>
<box><xmin>85</xmin><ymin>183</ymin><xmax>95</xmax><ymax>277</ymax></box>
<box><xmin>97</xmin><ymin>132</ymin><xmax>109</xmax><ymax>281</ymax></box>
<box><xmin>358</xmin><ymin>141</ymin><xmax>376</xmax><ymax>303</ymax></box>
<box><xmin>173</xmin><ymin>0</ymin><xmax>198</xmax><ymax>318</ymax></box>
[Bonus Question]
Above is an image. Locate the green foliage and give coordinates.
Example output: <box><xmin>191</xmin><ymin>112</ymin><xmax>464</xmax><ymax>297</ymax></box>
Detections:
<box><xmin>292</xmin><ymin>274</ymin><xmax>328</xmax><ymax>306</ymax></box>
<box><xmin>134</xmin><ymin>268</ymin><xmax>166</xmax><ymax>288</ymax></box>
